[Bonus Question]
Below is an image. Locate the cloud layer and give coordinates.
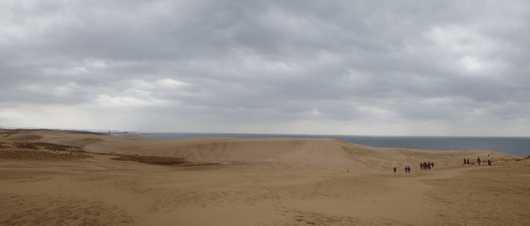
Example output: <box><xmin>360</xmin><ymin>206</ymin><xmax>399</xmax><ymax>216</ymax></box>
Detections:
<box><xmin>1</xmin><ymin>0</ymin><xmax>529</xmax><ymax>136</ymax></box>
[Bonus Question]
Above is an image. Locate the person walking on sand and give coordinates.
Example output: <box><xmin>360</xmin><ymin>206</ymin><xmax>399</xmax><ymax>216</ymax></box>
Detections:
<box><xmin>407</xmin><ymin>167</ymin><xmax>411</xmax><ymax>174</ymax></box>
<box><xmin>488</xmin><ymin>155</ymin><xmax>491</xmax><ymax>168</ymax></box>
<box><xmin>467</xmin><ymin>159</ymin><xmax>470</xmax><ymax>165</ymax></box>
<box><xmin>394</xmin><ymin>166</ymin><xmax>397</xmax><ymax>173</ymax></box>
<box><xmin>420</xmin><ymin>163</ymin><xmax>423</xmax><ymax>170</ymax></box>
<box><xmin>431</xmin><ymin>162</ymin><xmax>434</xmax><ymax>169</ymax></box>
<box><xmin>463</xmin><ymin>158</ymin><xmax>466</xmax><ymax>166</ymax></box>
<box><xmin>477</xmin><ymin>157</ymin><xmax>481</xmax><ymax>165</ymax></box>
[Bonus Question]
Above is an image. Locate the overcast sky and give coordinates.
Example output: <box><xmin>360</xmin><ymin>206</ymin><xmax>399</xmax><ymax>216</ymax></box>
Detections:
<box><xmin>1</xmin><ymin>0</ymin><xmax>529</xmax><ymax>136</ymax></box>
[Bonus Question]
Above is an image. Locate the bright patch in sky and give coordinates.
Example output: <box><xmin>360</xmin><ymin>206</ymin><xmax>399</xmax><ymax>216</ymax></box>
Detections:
<box><xmin>426</xmin><ymin>26</ymin><xmax>495</xmax><ymax>53</ymax></box>
<box><xmin>460</xmin><ymin>56</ymin><xmax>482</xmax><ymax>71</ymax></box>
<box><xmin>157</xmin><ymin>79</ymin><xmax>187</xmax><ymax>88</ymax></box>
<box><xmin>96</xmin><ymin>95</ymin><xmax>155</xmax><ymax>107</ymax></box>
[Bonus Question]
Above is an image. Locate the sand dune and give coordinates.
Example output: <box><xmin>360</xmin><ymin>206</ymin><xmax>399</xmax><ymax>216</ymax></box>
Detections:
<box><xmin>82</xmin><ymin>135</ymin><xmax>518</xmax><ymax>171</ymax></box>
<box><xmin>1</xmin><ymin>129</ymin><xmax>528</xmax><ymax>226</ymax></box>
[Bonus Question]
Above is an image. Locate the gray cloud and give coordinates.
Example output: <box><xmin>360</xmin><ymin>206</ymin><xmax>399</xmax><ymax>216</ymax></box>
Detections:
<box><xmin>1</xmin><ymin>0</ymin><xmax>529</xmax><ymax>135</ymax></box>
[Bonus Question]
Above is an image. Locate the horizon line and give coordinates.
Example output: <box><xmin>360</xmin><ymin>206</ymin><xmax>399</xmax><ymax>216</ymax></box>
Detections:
<box><xmin>1</xmin><ymin>126</ymin><xmax>530</xmax><ymax>138</ymax></box>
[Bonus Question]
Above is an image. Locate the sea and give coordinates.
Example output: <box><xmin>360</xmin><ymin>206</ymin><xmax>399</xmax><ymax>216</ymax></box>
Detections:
<box><xmin>132</xmin><ymin>133</ymin><xmax>530</xmax><ymax>157</ymax></box>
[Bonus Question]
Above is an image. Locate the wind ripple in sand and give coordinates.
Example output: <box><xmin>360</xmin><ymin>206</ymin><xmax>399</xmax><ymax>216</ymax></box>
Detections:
<box><xmin>0</xmin><ymin>194</ymin><xmax>136</xmax><ymax>226</ymax></box>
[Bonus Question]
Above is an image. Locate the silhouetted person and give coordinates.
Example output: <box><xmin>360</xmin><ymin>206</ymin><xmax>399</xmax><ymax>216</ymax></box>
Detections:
<box><xmin>477</xmin><ymin>157</ymin><xmax>481</xmax><ymax>165</ymax></box>
<box><xmin>428</xmin><ymin>161</ymin><xmax>431</xmax><ymax>169</ymax></box>
<box><xmin>467</xmin><ymin>159</ymin><xmax>470</xmax><ymax>165</ymax></box>
<box><xmin>394</xmin><ymin>167</ymin><xmax>397</xmax><ymax>173</ymax></box>
<box><xmin>431</xmin><ymin>162</ymin><xmax>434</xmax><ymax>169</ymax></box>
<box><xmin>463</xmin><ymin>158</ymin><xmax>466</xmax><ymax>166</ymax></box>
<box><xmin>423</xmin><ymin>162</ymin><xmax>427</xmax><ymax>170</ymax></box>
<box><xmin>420</xmin><ymin>163</ymin><xmax>423</xmax><ymax>170</ymax></box>
<box><xmin>488</xmin><ymin>155</ymin><xmax>491</xmax><ymax>168</ymax></box>
<box><xmin>407</xmin><ymin>167</ymin><xmax>411</xmax><ymax>174</ymax></box>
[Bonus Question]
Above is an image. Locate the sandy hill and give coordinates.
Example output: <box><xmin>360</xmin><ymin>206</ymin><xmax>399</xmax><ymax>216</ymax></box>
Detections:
<box><xmin>79</xmin><ymin>135</ymin><xmax>519</xmax><ymax>171</ymax></box>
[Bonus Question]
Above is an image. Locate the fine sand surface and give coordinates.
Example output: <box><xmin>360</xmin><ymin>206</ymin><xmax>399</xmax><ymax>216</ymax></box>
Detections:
<box><xmin>1</xmin><ymin>129</ymin><xmax>529</xmax><ymax>226</ymax></box>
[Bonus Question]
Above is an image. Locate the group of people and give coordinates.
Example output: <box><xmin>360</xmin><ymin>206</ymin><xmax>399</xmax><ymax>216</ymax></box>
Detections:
<box><xmin>393</xmin><ymin>155</ymin><xmax>493</xmax><ymax>174</ymax></box>
<box><xmin>464</xmin><ymin>155</ymin><xmax>492</xmax><ymax>168</ymax></box>
<box><xmin>392</xmin><ymin>162</ymin><xmax>433</xmax><ymax>174</ymax></box>
<box><xmin>392</xmin><ymin>165</ymin><xmax>411</xmax><ymax>173</ymax></box>
<box><xmin>420</xmin><ymin>161</ymin><xmax>434</xmax><ymax>170</ymax></box>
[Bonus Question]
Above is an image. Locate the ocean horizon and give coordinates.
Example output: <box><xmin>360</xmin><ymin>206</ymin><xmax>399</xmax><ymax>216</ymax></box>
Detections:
<box><xmin>2</xmin><ymin>127</ymin><xmax>528</xmax><ymax>157</ymax></box>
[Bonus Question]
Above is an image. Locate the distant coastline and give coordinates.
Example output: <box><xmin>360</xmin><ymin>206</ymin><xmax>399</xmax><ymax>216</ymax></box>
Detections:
<box><xmin>1</xmin><ymin>128</ymin><xmax>529</xmax><ymax>156</ymax></box>
<box><xmin>0</xmin><ymin>128</ymin><xmax>107</xmax><ymax>135</ymax></box>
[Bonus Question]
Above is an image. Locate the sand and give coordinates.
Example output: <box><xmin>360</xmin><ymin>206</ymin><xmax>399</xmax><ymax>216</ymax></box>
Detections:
<box><xmin>0</xmin><ymin>129</ymin><xmax>529</xmax><ymax>226</ymax></box>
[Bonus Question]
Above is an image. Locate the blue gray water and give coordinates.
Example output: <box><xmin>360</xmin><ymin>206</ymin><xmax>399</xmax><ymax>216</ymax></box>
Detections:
<box><xmin>134</xmin><ymin>133</ymin><xmax>530</xmax><ymax>157</ymax></box>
